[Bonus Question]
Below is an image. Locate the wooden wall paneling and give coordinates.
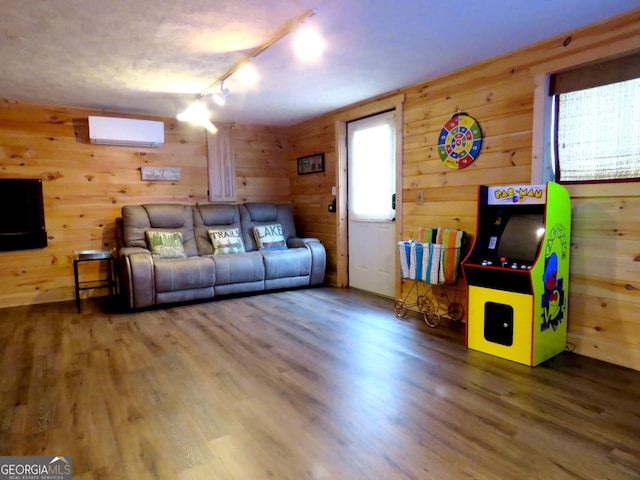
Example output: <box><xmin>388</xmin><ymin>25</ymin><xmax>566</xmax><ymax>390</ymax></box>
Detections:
<box><xmin>566</xmin><ymin>190</ymin><xmax>640</xmax><ymax>369</ymax></box>
<box><xmin>0</xmin><ymin>103</ymin><xmax>292</xmax><ymax>308</ymax></box>
<box><xmin>232</xmin><ymin>124</ymin><xmax>290</xmax><ymax>204</ymax></box>
<box><xmin>526</xmin><ymin>11</ymin><xmax>640</xmax><ymax>369</ymax></box>
<box><xmin>400</xmin><ymin>61</ymin><xmax>535</xmax><ymax>318</ymax></box>
<box><xmin>404</xmin><ymin>148</ymin><xmax>532</xmax><ymax>180</ymax></box>
<box><xmin>571</xmin><ymin>248</ymin><xmax>640</xmax><ymax>282</ymax></box>
<box><xmin>287</xmin><ymin>9</ymin><xmax>640</xmax><ymax>369</ymax></box>
<box><xmin>529</xmin><ymin>15</ymin><xmax>640</xmax><ymax>78</ymax></box>
<box><xmin>0</xmin><ymin>103</ymin><xmax>207</xmax><ymax>308</ymax></box>
<box><xmin>569</xmin><ymin>293</ymin><xmax>640</xmax><ymax>344</ymax></box>
<box><xmin>288</xmin><ymin>111</ymin><xmax>338</xmax><ymax>286</ymax></box>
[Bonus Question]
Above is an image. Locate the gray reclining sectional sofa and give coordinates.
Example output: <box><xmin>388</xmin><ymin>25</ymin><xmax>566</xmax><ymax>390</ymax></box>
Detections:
<box><xmin>117</xmin><ymin>202</ymin><xmax>326</xmax><ymax>309</ymax></box>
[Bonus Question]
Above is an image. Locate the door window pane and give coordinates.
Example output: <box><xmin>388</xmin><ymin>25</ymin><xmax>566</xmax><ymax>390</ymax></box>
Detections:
<box><xmin>347</xmin><ymin>112</ymin><xmax>396</xmax><ymax>220</ymax></box>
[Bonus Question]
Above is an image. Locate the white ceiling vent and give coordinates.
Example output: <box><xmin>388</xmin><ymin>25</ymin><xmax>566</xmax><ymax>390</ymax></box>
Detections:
<box><xmin>88</xmin><ymin>116</ymin><xmax>164</xmax><ymax>147</ymax></box>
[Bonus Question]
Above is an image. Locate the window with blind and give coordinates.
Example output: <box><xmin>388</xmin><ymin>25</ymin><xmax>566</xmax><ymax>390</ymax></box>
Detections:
<box><xmin>550</xmin><ymin>51</ymin><xmax>640</xmax><ymax>183</ymax></box>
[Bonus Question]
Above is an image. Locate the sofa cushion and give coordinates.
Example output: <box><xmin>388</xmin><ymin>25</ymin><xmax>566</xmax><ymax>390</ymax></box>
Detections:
<box><xmin>261</xmin><ymin>248</ymin><xmax>311</xmax><ymax>279</ymax></box>
<box><xmin>240</xmin><ymin>203</ymin><xmax>297</xmax><ymax>252</ymax></box>
<box><xmin>252</xmin><ymin>223</ymin><xmax>287</xmax><ymax>251</ymax></box>
<box><xmin>192</xmin><ymin>203</ymin><xmax>242</xmax><ymax>256</ymax></box>
<box><xmin>208</xmin><ymin>227</ymin><xmax>245</xmax><ymax>254</ymax></box>
<box><xmin>145</xmin><ymin>230</ymin><xmax>186</xmax><ymax>259</ymax></box>
<box><xmin>210</xmin><ymin>251</ymin><xmax>265</xmax><ymax>285</ymax></box>
<box><xmin>154</xmin><ymin>256</ymin><xmax>215</xmax><ymax>293</ymax></box>
<box><xmin>122</xmin><ymin>204</ymin><xmax>198</xmax><ymax>257</ymax></box>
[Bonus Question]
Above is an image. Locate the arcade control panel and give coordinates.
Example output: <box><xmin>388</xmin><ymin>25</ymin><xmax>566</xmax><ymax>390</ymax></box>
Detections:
<box><xmin>479</xmin><ymin>257</ymin><xmax>534</xmax><ymax>270</ymax></box>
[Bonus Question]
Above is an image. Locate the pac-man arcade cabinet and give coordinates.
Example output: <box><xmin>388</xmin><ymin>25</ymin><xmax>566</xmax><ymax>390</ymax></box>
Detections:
<box><xmin>462</xmin><ymin>182</ymin><xmax>571</xmax><ymax>366</ymax></box>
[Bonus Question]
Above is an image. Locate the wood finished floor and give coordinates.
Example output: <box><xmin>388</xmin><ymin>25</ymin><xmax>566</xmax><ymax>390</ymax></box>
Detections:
<box><xmin>0</xmin><ymin>287</ymin><xmax>639</xmax><ymax>479</ymax></box>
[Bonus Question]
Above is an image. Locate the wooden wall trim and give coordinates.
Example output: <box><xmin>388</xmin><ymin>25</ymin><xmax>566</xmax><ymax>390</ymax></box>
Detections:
<box><xmin>566</xmin><ymin>182</ymin><xmax>640</xmax><ymax>198</ymax></box>
<box><xmin>531</xmin><ymin>73</ymin><xmax>553</xmax><ymax>184</ymax></box>
<box><xmin>334</xmin><ymin>119</ymin><xmax>348</xmax><ymax>287</ymax></box>
<box><xmin>207</xmin><ymin>124</ymin><xmax>237</xmax><ymax>202</ymax></box>
<box><xmin>394</xmin><ymin>99</ymin><xmax>405</xmax><ymax>300</ymax></box>
<box><xmin>333</xmin><ymin>93</ymin><xmax>406</xmax><ymax>123</ymax></box>
<box><xmin>530</xmin><ymin>36</ymin><xmax>640</xmax><ymax>77</ymax></box>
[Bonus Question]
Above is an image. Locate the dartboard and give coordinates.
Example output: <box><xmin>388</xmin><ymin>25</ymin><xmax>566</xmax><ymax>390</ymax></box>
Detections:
<box><xmin>437</xmin><ymin>113</ymin><xmax>482</xmax><ymax>169</ymax></box>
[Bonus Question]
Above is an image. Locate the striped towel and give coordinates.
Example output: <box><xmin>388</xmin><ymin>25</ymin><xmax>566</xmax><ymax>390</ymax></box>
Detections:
<box><xmin>423</xmin><ymin>243</ymin><xmax>444</xmax><ymax>284</ymax></box>
<box><xmin>418</xmin><ymin>227</ymin><xmax>440</xmax><ymax>244</ymax></box>
<box><xmin>399</xmin><ymin>233</ymin><xmax>460</xmax><ymax>284</ymax></box>
<box><xmin>411</xmin><ymin>242</ymin><xmax>424</xmax><ymax>281</ymax></box>
<box><xmin>438</xmin><ymin>229</ymin><xmax>465</xmax><ymax>283</ymax></box>
<box><xmin>398</xmin><ymin>241</ymin><xmax>412</xmax><ymax>279</ymax></box>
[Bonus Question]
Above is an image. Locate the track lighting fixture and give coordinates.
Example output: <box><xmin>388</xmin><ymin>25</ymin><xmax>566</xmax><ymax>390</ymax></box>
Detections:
<box><xmin>177</xmin><ymin>7</ymin><xmax>320</xmax><ymax>133</ymax></box>
<box><xmin>212</xmin><ymin>81</ymin><xmax>230</xmax><ymax>107</ymax></box>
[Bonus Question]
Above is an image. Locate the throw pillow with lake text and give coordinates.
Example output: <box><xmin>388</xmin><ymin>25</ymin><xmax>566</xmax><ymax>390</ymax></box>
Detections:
<box><xmin>253</xmin><ymin>223</ymin><xmax>288</xmax><ymax>251</ymax></box>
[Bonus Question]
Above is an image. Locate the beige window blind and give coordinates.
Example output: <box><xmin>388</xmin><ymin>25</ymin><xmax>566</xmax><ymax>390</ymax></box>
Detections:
<box><xmin>550</xmin><ymin>52</ymin><xmax>640</xmax><ymax>182</ymax></box>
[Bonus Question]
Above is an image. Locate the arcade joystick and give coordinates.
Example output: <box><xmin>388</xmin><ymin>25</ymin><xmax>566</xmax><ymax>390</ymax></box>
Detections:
<box><xmin>500</xmin><ymin>256</ymin><xmax>507</xmax><ymax>268</ymax></box>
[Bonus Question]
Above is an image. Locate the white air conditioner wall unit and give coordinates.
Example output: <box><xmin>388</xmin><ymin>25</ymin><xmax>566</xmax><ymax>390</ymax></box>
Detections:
<box><xmin>88</xmin><ymin>116</ymin><xmax>164</xmax><ymax>147</ymax></box>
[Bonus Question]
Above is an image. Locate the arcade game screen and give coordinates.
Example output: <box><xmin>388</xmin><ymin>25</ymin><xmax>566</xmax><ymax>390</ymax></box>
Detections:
<box><xmin>496</xmin><ymin>213</ymin><xmax>545</xmax><ymax>263</ymax></box>
<box><xmin>469</xmin><ymin>208</ymin><xmax>545</xmax><ymax>268</ymax></box>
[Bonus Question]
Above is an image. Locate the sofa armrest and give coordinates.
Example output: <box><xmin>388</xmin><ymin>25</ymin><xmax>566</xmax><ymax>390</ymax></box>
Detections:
<box><xmin>120</xmin><ymin>246</ymin><xmax>151</xmax><ymax>256</ymax></box>
<box><xmin>118</xmin><ymin>247</ymin><xmax>156</xmax><ymax>309</ymax></box>
<box><xmin>287</xmin><ymin>237</ymin><xmax>320</xmax><ymax>248</ymax></box>
<box><xmin>287</xmin><ymin>237</ymin><xmax>326</xmax><ymax>285</ymax></box>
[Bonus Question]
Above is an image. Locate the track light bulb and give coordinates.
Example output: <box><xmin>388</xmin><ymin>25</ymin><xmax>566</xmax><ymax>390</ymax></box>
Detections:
<box><xmin>177</xmin><ymin>99</ymin><xmax>208</xmax><ymax>123</ymax></box>
<box><xmin>176</xmin><ymin>100</ymin><xmax>218</xmax><ymax>134</ymax></box>
<box><xmin>294</xmin><ymin>24</ymin><xmax>324</xmax><ymax>61</ymax></box>
<box><xmin>237</xmin><ymin>63</ymin><xmax>258</xmax><ymax>85</ymax></box>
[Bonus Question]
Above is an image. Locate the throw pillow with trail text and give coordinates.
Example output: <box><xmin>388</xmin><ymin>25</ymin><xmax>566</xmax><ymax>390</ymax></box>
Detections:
<box><xmin>208</xmin><ymin>227</ymin><xmax>246</xmax><ymax>254</ymax></box>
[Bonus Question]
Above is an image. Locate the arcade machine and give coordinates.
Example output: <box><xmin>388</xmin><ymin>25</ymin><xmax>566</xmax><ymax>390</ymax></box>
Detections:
<box><xmin>461</xmin><ymin>182</ymin><xmax>571</xmax><ymax>366</ymax></box>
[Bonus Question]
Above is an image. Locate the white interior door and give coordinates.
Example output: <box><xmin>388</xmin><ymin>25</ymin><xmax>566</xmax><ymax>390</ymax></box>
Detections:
<box><xmin>347</xmin><ymin>111</ymin><xmax>396</xmax><ymax>297</ymax></box>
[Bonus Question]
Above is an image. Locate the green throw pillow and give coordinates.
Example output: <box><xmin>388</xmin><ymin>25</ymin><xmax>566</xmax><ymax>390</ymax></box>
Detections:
<box><xmin>208</xmin><ymin>227</ymin><xmax>245</xmax><ymax>254</ymax></box>
<box><xmin>145</xmin><ymin>230</ymin><xmax>186</xmax><ymax>259</ymax></box>
<box><xmin>252</xmin><ymin>223</ymin><xmax>287</xmax><ymax>251</ymax></box>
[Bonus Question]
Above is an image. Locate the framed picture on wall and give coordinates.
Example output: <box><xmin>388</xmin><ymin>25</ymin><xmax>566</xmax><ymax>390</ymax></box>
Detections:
<box><xmin>297</xmin><ymin>153</ymin><xmax>325</xmax><ymax>175</ymax></box>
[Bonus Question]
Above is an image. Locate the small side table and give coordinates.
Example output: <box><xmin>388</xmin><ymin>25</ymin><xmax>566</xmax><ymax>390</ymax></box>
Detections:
<box><xmin>73</xmin><ymin>250</ymin><xmax>117</xmax><ymax>313</ymax></box>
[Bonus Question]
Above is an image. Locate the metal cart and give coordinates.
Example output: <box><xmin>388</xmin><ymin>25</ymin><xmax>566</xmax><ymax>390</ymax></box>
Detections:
<box><xmin>394</xmin><ymin>232</ymin><xmax>465</xmax><ymax>327</ymax></box>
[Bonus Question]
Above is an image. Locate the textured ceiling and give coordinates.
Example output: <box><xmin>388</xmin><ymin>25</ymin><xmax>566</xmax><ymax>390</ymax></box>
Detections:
<box><xmin>1</xmin><ymin>0</ymin><xmax>638</xmax><ymax>126</ymax></box>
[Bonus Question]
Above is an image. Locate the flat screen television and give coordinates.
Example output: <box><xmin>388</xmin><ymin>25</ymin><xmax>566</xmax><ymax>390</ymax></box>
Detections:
<box><xmin>0</xmin><ymin>178</ymin><xmax>48</xmax><ymax>251</ymax></box>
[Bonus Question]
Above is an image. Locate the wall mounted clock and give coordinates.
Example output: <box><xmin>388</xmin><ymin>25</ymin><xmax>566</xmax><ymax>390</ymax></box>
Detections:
<box><xmin>437</xmin><ymin>112</ymin><xmax>482</xmax><ymax>169</ymax></box>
